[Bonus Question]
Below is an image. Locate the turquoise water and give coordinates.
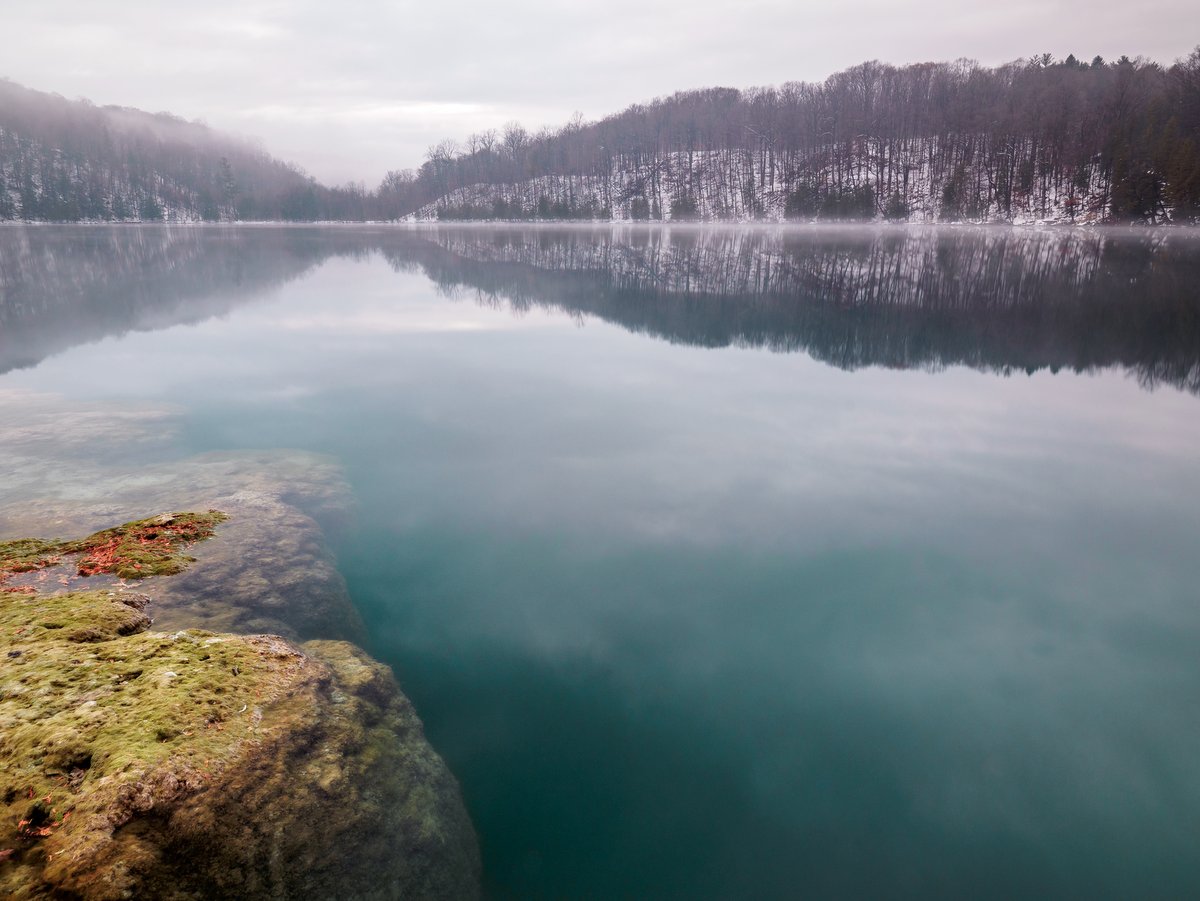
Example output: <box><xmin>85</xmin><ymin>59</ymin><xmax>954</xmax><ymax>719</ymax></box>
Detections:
<box><xmin>3</xmin><ymin>225</ymin><xmax>1200</xmax><ymax>897</ymax></box>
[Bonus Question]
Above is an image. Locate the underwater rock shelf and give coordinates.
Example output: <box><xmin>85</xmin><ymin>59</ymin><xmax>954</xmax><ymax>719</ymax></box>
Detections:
<box><xmin>0</xmin><ymin>512</ymin><xmax>229</xmax><ymax>589</ymax></box>
<box><xmin>0</xmin><ymin>515</ymin><xmax>480</xmax><ymax>900</ymax></box>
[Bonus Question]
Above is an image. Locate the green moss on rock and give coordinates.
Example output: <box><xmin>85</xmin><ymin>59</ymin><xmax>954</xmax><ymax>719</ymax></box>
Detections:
<box><xmin>0</xmin><ymin>589</ymin><xmax>479</xmax><ymax>899</ymax></box>
<box><xmin>0</xmin><ymin>535</ymin><xmax>479</xmax><ymax>898</ymax></box>
<box><xmin>0</xmin><ymin>511</ymin><xmax>228</xmax><ymax>586</ymax></box>
<box><xmin>0</xmin><ymin>540</ymin><xmax>63</xmax><ymax>576</ymax></box>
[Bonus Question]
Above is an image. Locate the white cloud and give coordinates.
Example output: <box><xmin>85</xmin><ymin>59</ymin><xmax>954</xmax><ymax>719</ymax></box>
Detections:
<box><xmin>1</xmin><ymin>1</ymin><xmax>1195</xmax><ymax>184</ymax></box>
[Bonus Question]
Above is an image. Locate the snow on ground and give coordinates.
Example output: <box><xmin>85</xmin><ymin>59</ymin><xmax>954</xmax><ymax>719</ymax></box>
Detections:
<box><xmin>412</xmin><ymin>139</ymin><xmax>1124</xmax><ymax>224</ymax></box>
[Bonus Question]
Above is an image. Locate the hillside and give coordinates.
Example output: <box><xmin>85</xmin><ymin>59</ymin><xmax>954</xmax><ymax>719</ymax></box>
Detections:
<box><xmin>0</xmin><ymin>79</ymin><xmax>335</xmax><ymax>221</ymax></box>
<box><xmin>2</xmin><ymin>49</ymin><xmax>1199</xmax><ymax>223</ymax></box>
<box><xmin>405</xmin><ymin>51</ymin><xmax>1200</xmax><ymax>224</ymax></box>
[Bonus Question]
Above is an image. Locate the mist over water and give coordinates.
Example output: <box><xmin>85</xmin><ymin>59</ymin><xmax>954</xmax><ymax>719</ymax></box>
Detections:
<box><xmin>3</xmin><ymin>225</ymin><xmax>1200</xmax><ymax>898</ymax></box>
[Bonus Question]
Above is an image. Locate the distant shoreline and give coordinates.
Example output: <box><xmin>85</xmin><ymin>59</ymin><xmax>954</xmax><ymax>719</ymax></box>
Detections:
<box><xmin>1</xmin><ymin>219</ymin><xmax>1196</xmax><ymax>231</ymax></box>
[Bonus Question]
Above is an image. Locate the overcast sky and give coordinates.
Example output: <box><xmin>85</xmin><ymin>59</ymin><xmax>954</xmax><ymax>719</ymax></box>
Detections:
<box><xmin>3</xmin><ymin>1</ymin><xmax>1196</xmax><ymax>185</ymax></box>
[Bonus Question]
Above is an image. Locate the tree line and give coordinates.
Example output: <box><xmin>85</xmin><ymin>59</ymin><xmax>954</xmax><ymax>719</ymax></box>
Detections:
<box><xmin>2</xmin><ymin>48</ymin><xmax>1198</xmax><ymax>222</ymax></box>
<box><xmin>0</xmin><ymin>78</ymin><xmax>334</xmax><ymax>221</ymax></box>
<box><xmin>401</xmin><ymin>49</ymin><xmax>1200</xmax><ymax>222</ymax></box>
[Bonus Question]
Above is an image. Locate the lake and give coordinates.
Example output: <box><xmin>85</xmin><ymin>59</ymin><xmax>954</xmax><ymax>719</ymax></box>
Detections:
<box><xmin>2</xmin><ymin>224</ymin><xmax>1200</xmax><ymax>898</ymax></box>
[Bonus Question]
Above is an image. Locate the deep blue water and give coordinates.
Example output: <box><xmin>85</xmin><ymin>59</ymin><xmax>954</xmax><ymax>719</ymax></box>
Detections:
<box><xmin>3</xmin><ymin>224</ymin><xmax>1200</xmax><ymax>898</ymax></box>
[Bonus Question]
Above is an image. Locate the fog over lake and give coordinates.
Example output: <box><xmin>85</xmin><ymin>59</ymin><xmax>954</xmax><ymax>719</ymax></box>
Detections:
<box><xmin>2</xmin><ymin>224</ymin><xmax>1200</xmax><ymax>898</ymax></box>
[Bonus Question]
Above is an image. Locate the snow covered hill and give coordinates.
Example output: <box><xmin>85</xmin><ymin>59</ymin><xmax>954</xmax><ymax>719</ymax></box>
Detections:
<box><xmin>413</xmin><ymin>139</ymin><xmax>1122</xmax><ymax>224</ymax></box>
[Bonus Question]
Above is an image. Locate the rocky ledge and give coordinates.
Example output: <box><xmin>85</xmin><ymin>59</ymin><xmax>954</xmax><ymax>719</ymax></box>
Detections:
<box><xmin>0</xmin><ymin>517</ymin><xmax>480</xmax><ymax>899</ymax></box>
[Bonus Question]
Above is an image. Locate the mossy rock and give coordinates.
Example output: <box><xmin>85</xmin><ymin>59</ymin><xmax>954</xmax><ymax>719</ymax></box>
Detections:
<box><xmin>1</xmin><ymin>512</ymin><xmax>229</xmax><ymax>586</ymax></box>
<box><xmin>0</xmin><ymin>540</ymin><xmax>63</xmax><ymax>576</ymax></box>
<box><xmin>0</xmin><ymin>589</ymin><xmax>479</xmax><ymax>899</ymax></box>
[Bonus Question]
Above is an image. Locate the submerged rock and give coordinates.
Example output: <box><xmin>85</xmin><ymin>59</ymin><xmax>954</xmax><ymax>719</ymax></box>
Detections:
<box><xmin>0</xmin><ymin>589</ymin><xmax>480</xmax><ymax>899</ymax></box>
<box><xmin>0</xmin><ymin>511</ymin><xmax>229</xmax><ymax>585</ymax></box>
<box><xmin>147</xmin><ymin>485</ymin><xmax>366</xmax><ymax>642</ymax></box>
<box><xmin>0</xmin><ymin>437</ymin><xmax>366</xmax><ymax>644</ymax></box>
<box><xmin>0</xmin><ymin>415</ymin><xmax>481</xmax><ymax>897</ymax></box>
<box><xmin>1</xmin><ymin>513</ymin><xmax>479</xmax><ymax>898</ymax></box>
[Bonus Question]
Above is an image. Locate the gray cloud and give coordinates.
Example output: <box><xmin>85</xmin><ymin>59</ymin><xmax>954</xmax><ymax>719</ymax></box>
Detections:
<box><xmin>3</xmin><ymin>1</ymin><xmax>1195</xmax><ymax>183</ymax></box>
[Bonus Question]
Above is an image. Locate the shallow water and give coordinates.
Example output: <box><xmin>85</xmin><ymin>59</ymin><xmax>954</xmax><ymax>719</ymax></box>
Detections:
<box><xmin>3</xmin><ymin>224</ymin><xmax>1200</xmax><ymax>898</ymax></box>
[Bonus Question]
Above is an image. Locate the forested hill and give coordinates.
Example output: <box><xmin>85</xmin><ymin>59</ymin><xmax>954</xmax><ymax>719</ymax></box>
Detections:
<box><xmin>0</xmin><ymin>79</ymin><xmax>339</xmax><ymax>221</ymax></box>
<box><xmin>405</xmin><ymin>51</ymin><xmax>1200</xmax><ymax>224</ymax></box>
<box><xmin>3</xmin><ymin>49</ymin><xmax>1199</xmax><ymax>223</ymax></box>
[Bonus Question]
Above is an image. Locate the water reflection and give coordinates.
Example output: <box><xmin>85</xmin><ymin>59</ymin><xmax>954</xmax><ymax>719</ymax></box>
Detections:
<box><xmin>3</xmin><ymin>225</ymin><xmax>1200</xmax><ymax>899</ymax></box>
<box><xmin>3</xmin><ymin>225</ymin><xmax>1199</xmax><ymax>393</ymax></box>
<box><xmin>411</xmin><ymin>226</ymin><xmax>1200</xmax><ymax>394</ymax></box>
<box><xmin>0</xmin><ymin>226</ymin><xmax>327</xmax><ymax>373</ymax></box>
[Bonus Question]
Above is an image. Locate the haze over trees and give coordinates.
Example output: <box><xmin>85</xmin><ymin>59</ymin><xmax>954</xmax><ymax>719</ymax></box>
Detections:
<box><xmin>0</xmin><ymin>79</ymin><xmax>336</xmax><ymax>221</ymax></box>
<box><xmin>2</xmin><ymin>49</ymin><xmax>1199</xmax><ymax>223</ymax></box>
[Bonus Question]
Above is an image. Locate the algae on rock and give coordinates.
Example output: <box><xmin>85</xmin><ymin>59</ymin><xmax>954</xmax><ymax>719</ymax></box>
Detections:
<box><xmin>0</xmin><ymin>511</ymin><xmax>480</xmax><ymax>899</ymax></box>
<box><xmin>0</xmin><ymin>424</ymin><xmax>367</xmax><ymax>645</ymax></box>
<box><xmin>1</xmin><ymin>511</ymin><xmax>228</xmax><ymax>587</ymax></box>
<box><xmin>0</xmin><ymin>588</ymin><xmax>479</xmax><ymax>899</ymax></box>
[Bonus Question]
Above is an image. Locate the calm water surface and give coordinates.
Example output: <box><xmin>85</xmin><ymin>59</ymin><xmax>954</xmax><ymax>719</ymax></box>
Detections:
<box><xmin>3</xmin><ymin>224</ymin><xmax>1200</xmax><ymax>898</ymax></box>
